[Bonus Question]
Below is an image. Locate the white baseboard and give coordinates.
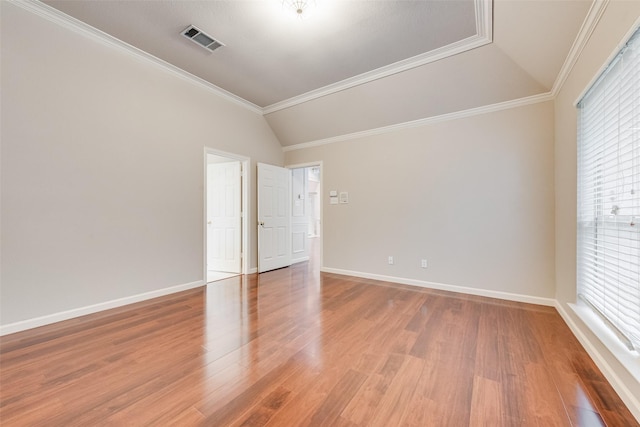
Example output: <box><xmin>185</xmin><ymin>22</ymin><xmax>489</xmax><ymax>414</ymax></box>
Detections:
<box><xmin>321</xmin><ymin>267</ymin><xmax>639</xmax><ymax>421</ymax></box>
<box><xmin>320</xmin><ymin>267</ymin><xmax>556</xmax><ymax>306</ymax></box>
<box><xmin>247</xmin><ymin>267</ymin><xmax>258</xmax><ymax>274</ymax></box>
<box><xmin>292</xmin><ymin>256</ymin><xmax>310</xmax><ymax>265</ymax></box>
<box><xmin>0</xmin><ymin>280</ymin><xmax>204</xmax><ymax>336</ymax></box>
<box><xmin>555</xmin><ymin>302</ymin><xmax>640</xmax><ymax>423</ymax></box>
<box><xmin>2</xmin><ymin>266</ymin><xmax>638</xmax><ymax>422</ymax></box>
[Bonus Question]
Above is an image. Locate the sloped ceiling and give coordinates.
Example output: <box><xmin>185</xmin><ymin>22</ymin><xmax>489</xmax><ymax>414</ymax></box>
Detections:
<box><xmin>41</xmin><ymin>0</ymin><xmax>592</xmax><ymax>147</ymax></box>
<box><xmin>43</xmin><ymin>0</ymin><xmax>480</xmax><ymax>108</ymax></box>
<box><xmin>493</xmin><ymin>0</ymin><xmax>592</xmax><ymax>90</ymax></box>
<box><xmin>266</xmin><ymin>0</ymin><xmax>592</xmax><ymax>146</ymax></box>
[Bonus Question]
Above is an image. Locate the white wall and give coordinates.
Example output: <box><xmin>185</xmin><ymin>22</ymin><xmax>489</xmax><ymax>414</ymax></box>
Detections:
<box><xmin>0</xmin><ymin>3</ymin><xmax>283</xmax><ymax>328</ymax></box>
<box><xmin>2</xmin><ymin>2</ymin><xmax>638</xmax><ymax>417</ymax></box>
<box><xmin>285</xmin><ymin>100</ymin><xmax>556</xmax><ymax>301</ymax></box>
<box><xmin>554</xmin><ymin>0</ymin><xmax>640</xmax><ymax>412</ymax></box>
<box><xmin>267</xmin><ymin>44</ymin><xmax>547</xmax><ymax>146</ymax></box>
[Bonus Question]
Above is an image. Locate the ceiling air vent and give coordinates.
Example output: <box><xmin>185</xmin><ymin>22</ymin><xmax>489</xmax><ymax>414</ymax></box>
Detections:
<box><xmin>181</xmin><ymin>25</ymin><xmax>224</xmax><ymax>53</ymax></box>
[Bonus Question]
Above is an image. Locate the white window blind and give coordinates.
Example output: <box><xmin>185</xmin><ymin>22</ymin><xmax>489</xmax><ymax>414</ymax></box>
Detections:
<box><xmin>577</xmin><ymin>27</ymin><xmax>640</xmax><ymax>352</ymax></box>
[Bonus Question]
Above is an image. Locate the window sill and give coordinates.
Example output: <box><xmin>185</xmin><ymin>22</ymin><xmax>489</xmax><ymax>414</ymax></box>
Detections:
<box><xmin>569</xmin><ymin>302</ymin><xmax>640</xmax><ymax>384</ymax></box>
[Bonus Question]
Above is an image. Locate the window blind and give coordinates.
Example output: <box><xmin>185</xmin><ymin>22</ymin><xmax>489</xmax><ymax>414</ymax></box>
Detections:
<box><xmin>577</xmin><ymin>27</ymin><xmax>640</xmax><ymax>351</ymax></box>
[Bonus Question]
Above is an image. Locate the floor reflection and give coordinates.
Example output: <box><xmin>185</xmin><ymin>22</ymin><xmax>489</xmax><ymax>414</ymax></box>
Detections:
<box><xmin>201</xmin><ymin>241</ymin><xmax>324</xmax><ymax>397</ymax></box>
<box><xmin>2</xmin><ymin>232</ymin><xmax>634</xmax><ymax>425</ymax></box>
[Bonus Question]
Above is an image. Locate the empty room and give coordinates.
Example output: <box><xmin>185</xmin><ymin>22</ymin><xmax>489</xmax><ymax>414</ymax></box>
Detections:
<box><xmin>1</xmin><ymin>0</ymin><xmax>639</xmax><ymax>425</ymax></box>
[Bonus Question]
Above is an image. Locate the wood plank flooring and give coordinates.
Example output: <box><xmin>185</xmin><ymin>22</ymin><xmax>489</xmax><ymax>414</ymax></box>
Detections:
<box><xmin>1</xmin><ymin>261</ymin><xmax>637</xmax><ymax>426</ymax></box>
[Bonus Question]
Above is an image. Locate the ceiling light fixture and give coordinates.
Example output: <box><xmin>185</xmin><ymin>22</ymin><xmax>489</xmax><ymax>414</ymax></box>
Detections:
<box><xmin>282</xmin><ymin>0</ymin><xmax>317</xmax><ymax>19</ymax></box>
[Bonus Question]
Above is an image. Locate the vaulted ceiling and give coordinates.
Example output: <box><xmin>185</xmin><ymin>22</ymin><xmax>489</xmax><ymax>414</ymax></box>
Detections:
<box><xmin>43</xmin><ymin>0</ymin><xmax>593</xmax><ymax>147</ymax></box>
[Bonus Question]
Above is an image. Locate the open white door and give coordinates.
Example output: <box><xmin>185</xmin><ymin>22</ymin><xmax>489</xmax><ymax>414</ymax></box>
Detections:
<box><xmin>258</xmin><ymin>163</ymin><xmax>291</xmax><ymax>273</ymax></box>
<box><xmin>207</xmin><ymin>161</ymin><xmax>241</xmax><ymax>273</ymax></box>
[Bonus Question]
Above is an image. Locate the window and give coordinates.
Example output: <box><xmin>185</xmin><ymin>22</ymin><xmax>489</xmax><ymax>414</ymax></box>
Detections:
<box><xmin>577</xmin><ymin>27</ymin><xmax>640</xmax><ymax>352</ymax></box>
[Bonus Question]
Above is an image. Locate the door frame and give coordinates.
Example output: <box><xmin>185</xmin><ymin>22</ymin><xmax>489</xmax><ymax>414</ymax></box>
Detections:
<box><xmin>203</xmin><ymin>147</ymin><xmax>250</xmax><ymax>280</ymax></box>
<box><xmin>286</xmin><ymin>161</ymin><xmax>323</xmax><ymax>270</ymax></box>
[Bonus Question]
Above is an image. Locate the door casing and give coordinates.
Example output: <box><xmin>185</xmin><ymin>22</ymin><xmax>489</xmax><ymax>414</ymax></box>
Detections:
<box><xmin>207</xmin><ymin>161</ymin><xmax>241</xmax><ymax>273</ymax></box>
<box><xmin>286</xmin><ymin>161</ymin><xmax>323</xmax><ymax>271</ymax></box>
<box><xmin>204</xmin><ymin>147</ymin><xmax>250</xmax><ymax>280</ymax></box>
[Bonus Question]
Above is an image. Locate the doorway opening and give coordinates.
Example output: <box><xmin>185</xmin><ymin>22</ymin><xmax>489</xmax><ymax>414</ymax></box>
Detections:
<box><xmin>205</xmin><ymin>149</ymin><xmax>249</xmax><ymax>283</ymax></box>
<box><xmin>289</xmin><ymin>162</ymin><xmax>322</xmax><ymax>271</ymax></box>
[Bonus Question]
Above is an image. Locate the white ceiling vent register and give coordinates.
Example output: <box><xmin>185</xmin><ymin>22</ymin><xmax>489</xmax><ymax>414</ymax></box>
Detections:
<box><xmin>181</xmin><ymin>25</ymin><xmax>224</xmax><ymax>53</ymax></box>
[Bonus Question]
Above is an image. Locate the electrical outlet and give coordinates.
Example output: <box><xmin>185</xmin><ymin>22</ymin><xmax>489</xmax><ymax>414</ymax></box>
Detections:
<box><xmin>421</xmin><ymin>259</ymin><xmax>428</xmax><ymax>268</ymax></box>
<box><xmin>388</xmin><ymin>256</ymin><xmax>394</xmax><ymax>265</ymax></box>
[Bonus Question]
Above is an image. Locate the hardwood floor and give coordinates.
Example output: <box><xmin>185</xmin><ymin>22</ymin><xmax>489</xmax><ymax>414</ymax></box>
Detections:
<box><xmin>1</xmin><ymin>260</ymin><xmax>637</xmax><ymax>426</ymax></box>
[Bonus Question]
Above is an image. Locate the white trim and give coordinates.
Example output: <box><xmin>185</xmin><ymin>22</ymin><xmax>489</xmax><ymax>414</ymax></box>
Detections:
<box><xmin>263</xmin><ymin>37</ymin><xmax>492</xmax><ymax>114</ymax></box>
<box><xmin>264</xmin><ymin>0</ymin><xmax>492</xmax><ymax>115</ymax></box>
<box><xmin>285</xmin><ymin>161</ymin><xmax>324</xmax><ymax>271</ymax></box>
<box><xmin>0</xmin><ymin>280</ymin><xmax>204</xmax><ymax>336</ymax></box>
<box><xmin>474</xmin><ymin>0</ymin><xmax>493</xmax><ymax>42</ymax></box>
<box><xmin>555</xmin><ymin>302</ymin><xmax>640</xmax><ymax>423</ymax></box>
<box><xmin>9</xmin><ymin>0</ymin><xmax>262</xmax><ymax>114</ymax></box>
<box><xmin>12</xmin><ymin>0</ymin><xmax>492</xmax><ymax>116</ymax></box>
<box><xmin>291</xmin><ymin>256</ymin><xmax>310</xmax><ymax>264</ymax></box>
<box><xmin>285</xmin><ymin>161</ymin><xmax>324</xmax><ymax>169</ymax></box>
<box><xmin>573</xmin><ymin>15</ymin><xmax>640</xmax><ymax>106</ymax></box>
<box><xmin>204</xmin><ymin>148</ymin><xmax>250</xmax><ymax>278</ymax></box>
<box><xmin>569</xmin><ymin>303</ymin><xmax>640</xmax><ymax>383</ymax></box>
<box><xmin>263</xmin><ymin>34</ymin><xmax>491</xmax><ymax>114</ymax></box>
<box><xmin>242</xmin><ymin>162</ymin><xmax>251</xmax><ymax>274</ymax></box>
<box><xmin>283</xmin><ymin>92</ymin><xmax>553</xmax><ymax>152</ymax></box>
<box><xmin>247</xmin><ymin>267</ymin><xmax>258</xmax><ymax>274</ymax></box>
<box><xmin>320</xmin><ymin>267</ymin><xmax>556</xmax><ymax>307</ymax></box>
<box><xmin>552</xmin><ymin>0</ymin><xmax>610</xmax><ymax>97</ymax></box>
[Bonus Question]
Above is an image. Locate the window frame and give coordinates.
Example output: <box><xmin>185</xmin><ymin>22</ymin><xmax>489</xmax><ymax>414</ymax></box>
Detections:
<box><xmin>573</xmin><ymin>24</ymin><xmax>640</xmax><ymax>382</ymax></box>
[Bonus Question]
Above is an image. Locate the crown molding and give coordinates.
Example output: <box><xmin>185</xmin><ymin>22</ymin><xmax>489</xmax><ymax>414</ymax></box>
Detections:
<box><xmin>265</xmin><ymin>0</ymin><xmax>493</xmax><ymax>115</ymax></box>
<box><xmin>11</xmin><ymin>0</ymin><xmax>493</xmax><ymax>118</ymax></box>
<box><xmin>263</xmin><ymin>35</ymin><xmax>489</xmax><ymax>115</ymax></box>
<box><xmin>9</xmin><ymin>0</ymin><xmax>263</xmax><ymax>115</ymax></box>
<box><xmin>282</xmin><ymin>92</ymin><xmax>553</xmax><ymax>152</ymax></box>
<box><xmin>573</xmin><ymin>14</ymin><xmax>640</xmax><ymax>106</ymax></box>
<box><xmin>551</xmin><ymin>0</ymin><xmax>609</xmax><ymax>97</ymax></box>
<box><xmin>475</xmin><ymin>0</ymin><xmax>493</xmax><ymax>42</ymax></box>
